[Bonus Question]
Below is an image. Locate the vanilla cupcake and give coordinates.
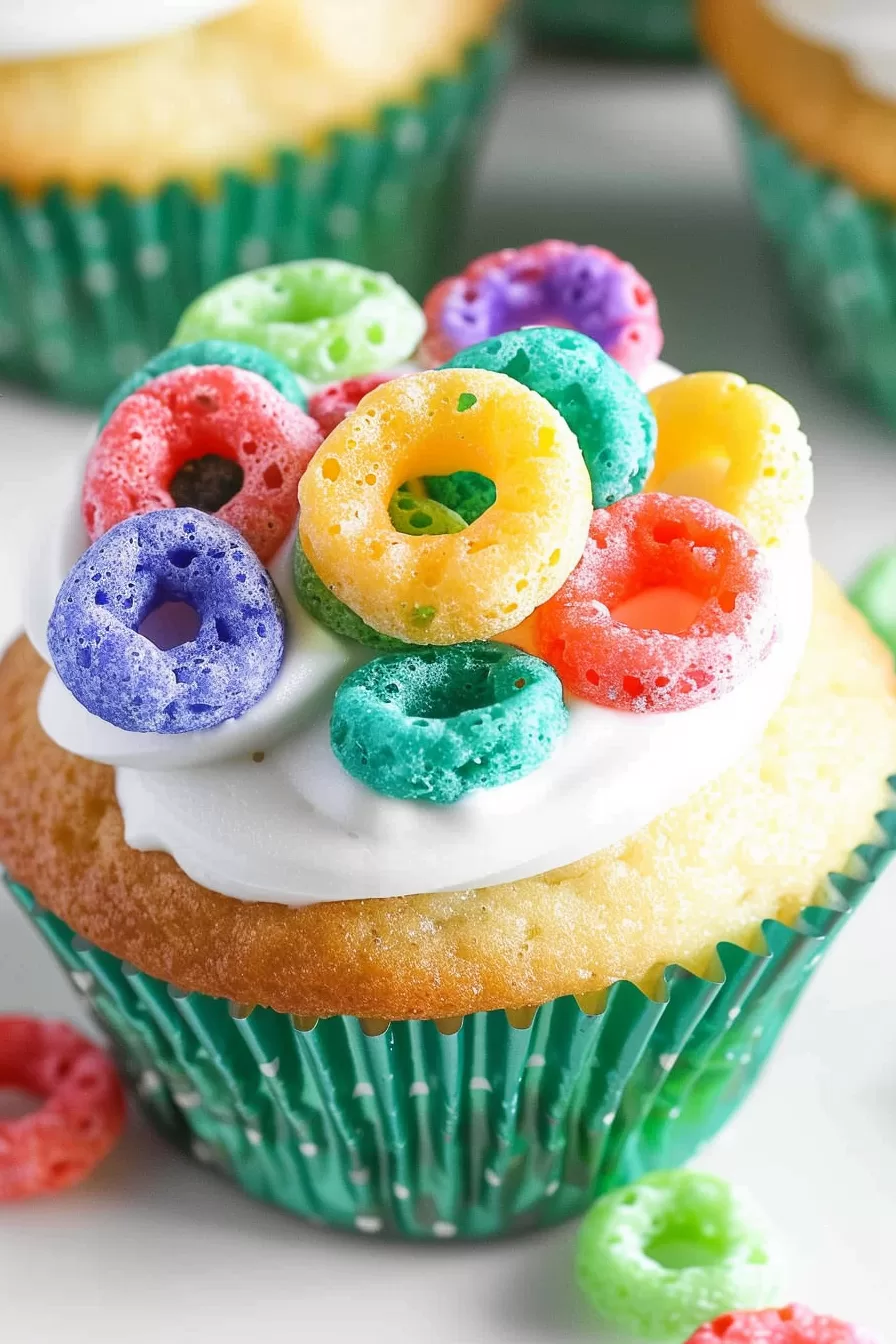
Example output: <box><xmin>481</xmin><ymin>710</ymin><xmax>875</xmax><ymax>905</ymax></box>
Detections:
<box><xmin>2</xmin><ymin>248</ymin><xmax>894</xmax><ymax>1239</ymax></box>
<box><xmin>0</xmin><ymin>0</ymin><xmax>508</xmax><ymax>403</ymax></box>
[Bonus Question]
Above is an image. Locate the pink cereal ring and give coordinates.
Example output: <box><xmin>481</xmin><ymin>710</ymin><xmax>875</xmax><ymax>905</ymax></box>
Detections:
<box><xmin>421</xmin><ymin>239</ymin><xmax>663</xmax><ymax>377</ymax></box>
<box><xmin>0</xmin><ymin>1016</ymin><xmax>127</xmax><ymax>1200</ymax></box>
<box><xmin>83</xmin><ymin>364</ymin><xmax>323</xmax><ymax>563</ymax></box>
<box><xmin>535</xmin><ymin>492</ymin><xmax>777</xmax><ymax>712</ymax></box>
<box><xmin>308</xmin><ymin>371</ymin><xmax>401</xmax><ymax>436</ymax></box>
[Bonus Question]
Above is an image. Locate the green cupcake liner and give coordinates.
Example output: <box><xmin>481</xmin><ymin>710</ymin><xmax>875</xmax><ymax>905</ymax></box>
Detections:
<box><xmin>0</xmin><ymin>35</ymin><xmax>510</xmax><ymax>406</ymax></box>
<box><xmin>6</xmin><ymin>786</ymin><xmax>895</xmax><ymax>1240</ymax></box>
<box><xmin>524</xmin><ymin>0</ymin><xmax>698</xmax><ymax>58</ymax></box>
<box><xmin>736</xmin><ymin>109</ymin><xmax>896</xmax><ymax>426</ymax></box>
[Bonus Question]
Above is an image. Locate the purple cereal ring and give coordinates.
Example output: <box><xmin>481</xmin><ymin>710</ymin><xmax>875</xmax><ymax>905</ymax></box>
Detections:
<box><xmin>421</xmin><ymin>239</ymin><xmax>663</xmax><ymax>377</ymax></box>
<box><xmin>47</xmin><ymin>508</ymin><xmax>284</xmax><ymax>733</ymax></box>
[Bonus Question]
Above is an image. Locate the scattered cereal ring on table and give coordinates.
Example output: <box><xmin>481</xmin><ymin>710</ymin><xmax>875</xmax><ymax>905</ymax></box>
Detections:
<box><xmin>443</xmin><ymin>326</ymin><xmax>657</xmax><ymax>509</ymax></box>
<box><xmin>0</xmin><ymin>1016</ymin><xmax>126</xmax><ymax>1200</ymax></box>
<box><xmin>330</xmin><ymin>642</ymin><xmax>569</xmax><ymax>803</ymax></box>
<box><xmin>83</xmin><ymin>364</ymin><xmax>322</xmax><ymax>564</ymax></box>
<box><xmin>576</xmin><ymin>1170</ymin><xmax>780</xmax><ymax>1343</ymax></box>
<box><xmin>686</xmin><ymin>1306</ymin><xmax>877</xmax><ymax>1344</ymax></box>
<box><xmin>97</xmin><ymin>338</ymin><xmax>307</xmax><ymax>431</ymax></box>
<box><xmin>172</xmin><ymin>260</ymin><xmax>426</xmax><ymax>384</ymax></box>
<box><xmin>293</xmin><ymin>543</ymin><xmax>407</xmax><ymax>652</ymax></box>
<box><xmin>48</xmin><ymin>508</ymin><xmax>284</xmax><ymax>734</ymax></box>
<box><xmin>536</xmin><ymin>492</ymin><xmax>776</xmax><ymax>712</ymax></box>
<box><xmin>421</xmin><ymin>239</ymin><xmax>663</xmax><ymax>378</ymax></box>
<box><xmin>647</xmin><ymin>372</ymin><xmax>813</xmax><ymax>548</ymax></box>
<box><xmin>298</xmin><ymin>368</ymin><xmax>593</xmax><ymax>645</ymax></box>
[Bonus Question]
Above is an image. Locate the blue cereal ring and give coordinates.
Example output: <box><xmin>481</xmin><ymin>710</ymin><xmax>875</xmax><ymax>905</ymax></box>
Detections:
<box><xmin>97</xmin><ymin>339</ymin><xmax>307</xmax><ymax>430</ymax></box>
<box><xmin>330</xmin><ymin>643</ymin><xmax>568</xmax><ymax>803</ymax></box>
<box><xmin>48</xmin><ymin>509</ymin><xmax>284</xmax><ymax>734</ymax></box>
<box><xmin>442</xmin><ymin>326</ymin><xmax>657</xmax><ymax>509</ymax></box>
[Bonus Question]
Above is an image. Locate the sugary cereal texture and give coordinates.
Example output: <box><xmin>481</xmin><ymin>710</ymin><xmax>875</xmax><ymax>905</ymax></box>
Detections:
<box><xmin>0</xmin><ymin>1016</ymin><xmax>126</xmax><ymax>1200</ymax></box>
<box><xmin>537</xmin><ymin>492</ymin><xmax>776</xmax><ymax>712</ymax></box>
<box><xmin>422</xmin><ymin>239</ymin><xmax>663</xmax><ymax>377</ymax></box>
<box><xmin>330</xmin><ymin>642</ymin><xmax>568</xmax><ymax>803</ymax></box>
<box><xmin>647</xmin><ymin>372</ymin><xmax>813</xmax><ymax>548</ymax></box>
<box><xmin>48</xmin><ymin>509</ymin><xmax>284</xmax><ymax>734</ymax></box>
<box><xmin>308</xmin><ymin>372</ymin><xmax>400</xmax><ymax>436</ymax></box>
<box><xmin>424</xmin><ymin>469</ymin><xmax>496</xmax><ymax>524</ymax></box>
<box><xmin>298</xmin><ymin>367</ymin><xmax>593</xmax><ymax>645</ymax></box>
<box><xmin>84</xmin><ymin>364</ymin><xmax>322</xmax><ymax>564</ymax></box>
<box><xmin>687</xmin><ymin>1305</ymin><xmax>879</xmax><ymax>1344</ymax></box>
<box><xmin>97</xmin><ymin>339</ymin><xmax>307</xmax><ymax>431</ymax></box>
<box><xmin>172</xmin><ymin>259</ymin><xmax>425</xmax><ymax>384</ymax></box>
<box><xmin>576</xmin><ymin>1171</ymin><xmax>779</xmax><ymax>1343</ymax></box>
<box><xmin>444</xmin><ymin>326</ymin><xmax>656</xmax><ymax>508</ymax></box>
<box><xmin>388</xmin><ymin>488</ymin><xmax>467</xmax><ymax>536</ymax></box>
<box><xmin>293</xmin><ymin>543</ymin><xmax>406</xmax><ymax>651</ymax></box>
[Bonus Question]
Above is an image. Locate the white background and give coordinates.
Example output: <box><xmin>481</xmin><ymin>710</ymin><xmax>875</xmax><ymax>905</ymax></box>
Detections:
<box><xmin>0</xmin><ymin>59</ymin><xmax>894</xmax><ymax>1342</ymax></box>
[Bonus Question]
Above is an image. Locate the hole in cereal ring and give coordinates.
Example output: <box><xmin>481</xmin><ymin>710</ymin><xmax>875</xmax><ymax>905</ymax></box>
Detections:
<box><xmin>138</xmin><ymin>600</ymin><xmax>202</xmax><ymax>652</ymax></box>
<box><xmin>169</xmin><ymin>454</ymin><xmax>244</xmax><ymax>514</ymax></box>
<box><xmin>612</xmin><ymin>587</ymin><xmax>703</xmax><ymax>635</ymax></box>
<box><xmin>0</xmin><ymin>1088</ymin><xmax>40</xmax><ymax>1120</ymax></box>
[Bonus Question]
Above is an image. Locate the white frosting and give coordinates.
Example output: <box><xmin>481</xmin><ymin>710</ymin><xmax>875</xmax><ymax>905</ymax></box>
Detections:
<box><xmin>765</xmin><ymin>1</ymin><xmax>896</xmax><ymax>99</ymax></box>
<box><xmin>30</xmin><ymin>357</ymin><xmax>812</xmax><ymax>906</ymax></box>
<box><xmin>0</xmin><ymin>1</ymin><xmax>249</xmax><ymax>62</ymax></box>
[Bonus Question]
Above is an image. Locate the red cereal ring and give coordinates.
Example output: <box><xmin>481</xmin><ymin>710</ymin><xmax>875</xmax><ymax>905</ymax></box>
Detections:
<box><xmin>83</xmin><ymin>364</ymin><xmax>323</xmax><ymax>563</ymax></box>
<box><xmin>308</xmin><ymin>371</ymin><xmax>401</xmax><ymax>436</ymax></box>
<box><xmin>535</xmin><ymin>492</ymin><xmax>777</xmax><ymax>712</ymax></box>
<box><xmin>0</xmin><ymin>1016</ymin><xmax>126</xmax><ymax>1200</ymax></box>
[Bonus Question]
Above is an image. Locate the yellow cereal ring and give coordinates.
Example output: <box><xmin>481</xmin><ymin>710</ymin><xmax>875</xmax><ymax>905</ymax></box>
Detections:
<box><xmin>646</xmin><ymin>372</ymin><xmax>812</xmax><ymax>547</ymax></box>
<box><xmin>298</xmin><ymin>368</ymin><xmax>592</xmax><ymax>645</ymax></box>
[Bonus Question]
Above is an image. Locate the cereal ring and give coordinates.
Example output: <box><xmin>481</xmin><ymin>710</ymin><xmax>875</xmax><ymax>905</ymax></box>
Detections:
<box><xmin>687</xmin><ymin>1306</ymin><xmax>877</xmax><ymax>1344</ymax></box>
<box><xmin>330</xmin><ymin>642</ymin><xmax>568</xmax><ymax>803</ymax></box>
<box><xmin>0</xmin><ymin>1016</ymin><xmax>126</xmax><ymax>1200</ymax></box>
<box><xmin>536</xmin><ymin>492</ymin><xmax>776</xmax><ymax>712</ymax></box>
<box><xmin>388</xmin><ymin>488</ymin><xmax>467</xmax><ymax>537</ymax></box>
<box><xmin>444</xmin><ymin>326</ymin><xmax>657</xmax><ymax>508</ymax></box>
<box><xmin>849</xmin><ymin>548</ymin><xmax>896</xmax><ymax>660</ymax></box>
<box><xmin>308</xmin><ymin>371</ymin><xmax>399</xmax><ymax>436</ymax></box>
<box><xmin>97</xmin><ymin>339</ymin><xmax>307</xmax><ymax>431</ymax></box>
<box><xmin>424</xmin><ymin>470</ymin><xmax>496</xmax><ymax>525</ymax></box>
<box><xmin>646</xmin><ymin>372</ymin><xmax>813</xmax><ymax>548</ymax></box>
<box><xmin>422</xmin><ymin>239</ymin><xmax>663</xmax><ymax>377</ymax></box>
<box><xmin>293</xmin><ymin>544</ymin><xmax>406</xmax><ymax>652</ymax></box>
<box><xmin>576</xmin><ymin>1171</ymin><xmax>779</xmax><ymax>1343</ymax></box>
<box><xmin>84</xmin><ymin>364</ymin><xmax>322</xmax><ymax>564</ymax></box>
<box><xmin>172</xmin><ymin>260</ymin><xmax>425</xmax><ymax>384</ymax></box>
<box><xmin>298</xmin><ymin>368</ymin><xmax>593</xmax><ymax>645</ymax></box>
<box><xmin>48</xmin><ymin>508</ymin><xmax>284</xmax><ymax>733</ymax></box>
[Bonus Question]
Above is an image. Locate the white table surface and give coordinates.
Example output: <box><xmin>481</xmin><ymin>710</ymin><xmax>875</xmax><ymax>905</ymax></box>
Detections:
<box><xmin>1</xmin><ymin>58</ymin><xmax>895</xmax><ymax>1343</ymax></box>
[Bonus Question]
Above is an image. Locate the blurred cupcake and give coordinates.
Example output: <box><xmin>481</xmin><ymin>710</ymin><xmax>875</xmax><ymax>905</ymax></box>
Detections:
<box><xmin>525</xmin><ymin>0</ymin><xmax>697</xmax><ymax>59</ymax></box>
<box><xmin>700</xmin><ymin>0</ymin><xmax>896</xmax><ymax>425</ymax></box>
<box><xmin>2</xmin><ymin>249</ymin><xmax>896</xmax><ymax>1240</ymax></box>
<box><xmin>0</xmin><ymin>0</ymin><xmax>509</xmax><ymax>404</ymax></box>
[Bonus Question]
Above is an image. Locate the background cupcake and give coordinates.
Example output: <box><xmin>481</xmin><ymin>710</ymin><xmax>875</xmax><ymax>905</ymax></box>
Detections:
<box><xmin>699</xmin><ymin>0</ymin><xmax>896</xmax><ymax>427</ymax></box>
<box><xmin>0</xmin><ymin>0</ymin><xmax>509</xmax><ymax>404</ymax></box>
<box><xmin>525</xmin><ymin>0</ymin><xmax>697</xmax><ymax>59</ymax></box>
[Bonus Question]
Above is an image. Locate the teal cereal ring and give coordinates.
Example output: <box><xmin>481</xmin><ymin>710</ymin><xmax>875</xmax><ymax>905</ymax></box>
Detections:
<box><xmin>443</xmin><ymin>326</ymin><xmax>657</xmax><ymax>509</ymax></box>
<box><xmin>330</xmin><ymin>642</ymin><xmax>569</xmax><ymax>803</ymax></box>
<box><xmin>171</xmin><ymin>260</ymin><xmax>425</xmax><ymax>384</ymax></box>
<box><xmin>97</xmin><ymin>339</ymin><xmax>307</xmax><ymax>431</ymax></box>
<box><xmin>293</xmin><ymin>544</ymin><xmax>406</xmax><ymax>652</ymax></box>
<box><xmin>576</xmin><ymin>1171</ymin><xmax>780</xmax><ymax>1343</ymax></box>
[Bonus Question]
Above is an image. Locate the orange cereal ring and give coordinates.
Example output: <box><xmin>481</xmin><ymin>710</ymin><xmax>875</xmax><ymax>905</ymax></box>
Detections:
<box><xmin>646</xmin><ymin>372</ymin><xmax>812</xmax><ymax>548</ymax></box>
<box><xmin>298</xmin><ymin>369</ymin><xmax>592</xmax><ymax>645</ymax></box>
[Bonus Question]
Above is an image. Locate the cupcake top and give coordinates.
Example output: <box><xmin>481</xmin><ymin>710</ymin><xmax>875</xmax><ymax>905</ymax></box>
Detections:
<box><xmin>766</xmin><ymin>0</ymin><xmax>896</xmax><ymax>99</ymax></box>
<box><xmin>0</xmin><ymin>1</ymin><xmax>248</xmax><ymax>60</ymax></box>
<box><xmin>0</xmin><ymin>0</ymin><xmax>504</xmax><ymax>195</ymax></box>
<box><xmin>29</xmin><ymin>249</ymin><xmax>815</xmax><ymax>907</ymax></box>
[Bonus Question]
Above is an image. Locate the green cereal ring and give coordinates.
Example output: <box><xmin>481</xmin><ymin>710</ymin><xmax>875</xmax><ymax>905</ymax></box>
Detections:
<box><xmin>293</xmin><ymin>543</ymin><xmax>407</xmax><ymax>652</ymax></box>
<box><xmin>424</xmin><ymin>470</ymin><xmax>497</xmax><ymax>525</ymax></box>
<box><xmin>576</xmin><ymin>1170</ymin><xmax>780</xmax><ymax>1343</ymax></box>
<box><xmin>388</xmin><ymin>488</ymin><xmax>467</xmax><ymax>537</ymax></box>
<box><xmin>172</xmin><ymin>260</ymin><xmax>425</xmax><ymax>384</ymax></box>
<box><xmin>849</xmin><ymin>547</ymin><xmax>896</xmax><ymax>661</ymax></box>
<box><xmin>443</xmin><ymin>326</ymin><xmax>657</xmax><ymax>509</ymax></box>
<box><xmin>330</xmin><ymin>643</ymin><xmax>569</xmax><ymax>803</ymax></box>
<box><xmin>97</xmin><ymin>339</ymin><xmax>307</xmax><ymax>431</ymax></box>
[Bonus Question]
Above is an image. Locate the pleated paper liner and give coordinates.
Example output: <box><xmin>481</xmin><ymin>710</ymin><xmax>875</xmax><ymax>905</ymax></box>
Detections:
<box><xmin>524</xmin><ymin>0</ymin><xmax>698</xmax><ymax>58</ymax></box>
<box><xmin>0</xmin><ymin>35</ymin><xmax>510</xmax><ymax>407</ymax></box>
<box><xmin>736</xmin><ymin>109</ymin><xmax>896</xmax><ymax>427</ymax></box>
<box><xmin>6</xmin><ymin>789</ymin><xmax>895</xmax><ymax>1239</ymax></box>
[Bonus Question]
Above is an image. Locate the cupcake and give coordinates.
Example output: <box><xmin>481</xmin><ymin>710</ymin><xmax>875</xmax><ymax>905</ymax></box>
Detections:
<box><xmin>2</xmin><ymin>246</ymin><xmax>895</xmax><ymax>1240</ymax></box>
<box><xmin>699</xmin><ymin>0</ymin><xmax>896</xmax><ymax>425</ymax></box>
<box><xmin>0</xmin><ymin>0</ymin><xmax>508</xmax><ymax>405</ymax></box>
<box><xmin>525</xmin><ymin>0</ymin><xmax>697</xmax><ymax>59</ymax></box>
